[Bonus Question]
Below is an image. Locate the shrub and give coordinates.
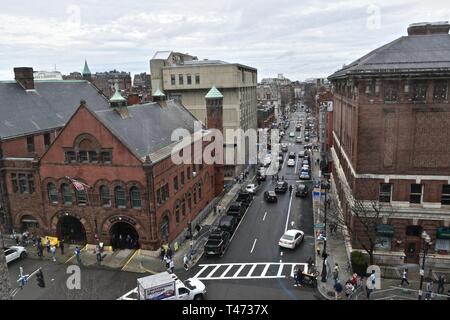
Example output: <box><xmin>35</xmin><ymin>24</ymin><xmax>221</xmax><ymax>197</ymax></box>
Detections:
<box><xmin>351</xmin><ymin>251</ymin><xmax>368</xmax><ymax>277</ymax></box>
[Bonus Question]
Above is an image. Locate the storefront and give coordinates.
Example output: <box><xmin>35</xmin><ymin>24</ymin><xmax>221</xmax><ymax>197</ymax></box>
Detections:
<box><xmin>435</xmin><ymin>227</ymin><xmax>450</xmax><ymax>254</ymax></box>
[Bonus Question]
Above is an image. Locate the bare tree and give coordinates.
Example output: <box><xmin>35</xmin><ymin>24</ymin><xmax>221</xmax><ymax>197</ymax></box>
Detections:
<box><xmin>0</xmin><ymin>248</ymin><xmax>12</xmax><ymax>300</ymax></box>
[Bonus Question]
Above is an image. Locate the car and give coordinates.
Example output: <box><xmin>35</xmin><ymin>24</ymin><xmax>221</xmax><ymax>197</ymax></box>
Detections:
<box><xmin>302</xmin><ymin>159</ymin><xmax>310</xmax><ymax>166</ymax></box>
<box><xmin>218</xmin><ymin>215</ymin><xmax>239</xmax><ymax>234</ymax></box>
<box><xmin>298</xmin><ymin>151</ymin><xmax>306</xmax><ymax>158</ymax></box>
<box><xmin>301</xmin><ymin>165</ymin><xmax>310</xmax><ymax>172</ymax></box>
<box><xmin>264</xmin><ymin>191</ymin><xmax>278</xmax><ymax>203</ymax></box>
<box><xmin>4</xmin><ymin>246</ymin><xmax>27</xmax><ymax>264</ymax></box>
<box><xmin>280</xmin><ymin>131</ymin><xmax>285</xmax><ymax>137</ymax></box>
<box><xmin>256</xmin><ymin>170</ymin><xmax>266</xmax><ymax>182</ymax></box>
<box><xmin>299</xmin><ymin>171</ymin><xmax>311</xmax><ymax>180</ymax></box>
<box><xmin>281</xmin><ymin>143</ymin><xmax>288</xmax><ymax>152</ymax></box>
<box><xmin>275</xmin><ymin>181</ymin><xmax>289</xmax><ymax>193</ymax></box>
<box><xmin>278</xmin><ymin>229</ymin><xmax>305</xmax><ymax>249</ymax></box>
<box><xmin>289</xmin><ymin>132</ymin><xmax>295</xmax><ymax>137</ymax></box>
<box><xmin>263</xmin><ymin>155</ymin><xmax>272</xmax><ymax>167</ymax></box>
<box><xmin>304</xmin><ymin>137</ymin><xmax>310</xmax><ymax>142</ymax></box>
<box><xmin>245</xmin><ymin>184</ymin><xmax>258</xmax><ymax>194</ymax></box>
<box><xmin>295</xmin><ymin>126</ymin><xmax>301</xmax><ymax>132</ymax></box>
<box><xmin>304</xmin><ymin>143</ymin><xmax>313</xmax><ymax>150</ymax></box>
<box><xmin>236</xmin><ymin>191</ymin><xmax>253</xmax><ymax>207</ymax></box>
<box><xmin>295</xmin><ymin>184</ymin><xmax>309</xmax><ymax>197</ymax></box>
<box><xmin>296</xmin><ymin>137</ymin><xmax>302</xmax><ymax>144</ymax></box>
<box><xmin>287</xmin><ymin>159</ymin><xmax>295</xmax><ymax>167</ymax></box>
<box><xmin>288</xmin><ymin>152</ymin><xmax>296</xmax><ymax>160</ymax></box>
<box><xmin>227</xmin><ymin>201</ymin><xmax>247</xmax><ymax>220</ymax></box>
<box><xmin>204</xmin><ymin>230</ymin><xmax>231</xmax><ymax>256</ymax></box>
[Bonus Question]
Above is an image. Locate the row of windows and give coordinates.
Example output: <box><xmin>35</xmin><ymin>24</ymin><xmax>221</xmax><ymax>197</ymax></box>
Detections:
<box><xmin>47</xmin><ymin>183</ymin><xmax>142</xmax><ymax>209</ymax></box>
<box><xmin>65</xmin><ymin>150</ymin><xmax>112</xmax><ymax>164</ymax></box>
<box><xmin>379</xmin><ymin>183</ymin><xmax>450</xmax><ymax>205</ymax></box>
<box><xmin>170</xmin><ymin>74</ymin><xmax>200</xmax><ymax>86</ymax></box>
<box><xmin>11</xmin><ymin>173</ymin><xmax>35</xmax><ymax>194</ymax></box>
<box><xmin>174</xmin><ymin>183</ymin><xmax>203</xmax><ymax>224</ymax></box>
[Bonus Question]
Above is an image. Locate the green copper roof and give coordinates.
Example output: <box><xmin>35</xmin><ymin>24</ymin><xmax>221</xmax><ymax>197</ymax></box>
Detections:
<box><xmin>205</xmin><ymin>86</ymin><xmax>223</xmax><ymax>99</ymax></box>
<box><xmin>153</xmin><ymin>88</ymin><xmax>166</xmax><ymax>97</ymax></box>
<box><xmin>83</xmin><ymin>60</ymin><xmax>91</xmax><ymax>75</ymax></box>
<box><xmin>110</xmin><ymin>81</ymin><xmax>126</xmax><ymax>102</ymax></box>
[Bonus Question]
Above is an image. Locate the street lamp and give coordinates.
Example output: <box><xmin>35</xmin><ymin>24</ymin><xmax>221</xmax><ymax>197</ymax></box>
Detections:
<box><xmin>321</xmin><ymin>180</ymin><xmax>329</xmax><ymax>283</ymax></box>
<box><xmin>418</xmin><ymin>231</ymin><xmax>432</xmax><ymax>300</ymax></box>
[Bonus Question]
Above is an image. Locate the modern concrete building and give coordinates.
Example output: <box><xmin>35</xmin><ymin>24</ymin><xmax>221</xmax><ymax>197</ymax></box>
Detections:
<box><xmin>150</xmin><ymin>51</ymin><xmax>258</xmax><ymax>178</ymax></box>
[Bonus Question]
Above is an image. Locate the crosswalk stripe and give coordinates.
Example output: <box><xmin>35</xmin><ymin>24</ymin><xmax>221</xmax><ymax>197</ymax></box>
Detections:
<box><xmin>233</xmin><ymin>265</ymin><xmax>246</xmax><ymax>278</ymax></box>
<box><xmin>277</xmin><ymin>264</ymin><xmax>284</xmax><ymax>277</ymax></box>
<box><xmin>261</xmin><ymin>264</ymin><xmax>270</xmax><ymax>277</ymax></box>
<box><xmin>193</xmin><ymin>265</ymin><xmax>209</xmax><ymax>279</ymax></box>
<box><xmin>220</xmin><ymin>265</ymin><xmax>234</xmax><ymax>278</ymax></box>
<box><xmin>247</xmin><ymin>264</ymin><xmax>257</xmax><ymax>277</ymax></box>
<box><xmin>206</xmin><ymin>265</ymin><xmax>221</xmax><ymax>278</ymax></box>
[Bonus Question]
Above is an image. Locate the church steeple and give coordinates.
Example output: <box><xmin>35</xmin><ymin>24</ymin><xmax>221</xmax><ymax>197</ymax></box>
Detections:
<box><xmin>82</xmin><ymin>59</ymin><xmax>92</xmax><ymax>81</ymax></box>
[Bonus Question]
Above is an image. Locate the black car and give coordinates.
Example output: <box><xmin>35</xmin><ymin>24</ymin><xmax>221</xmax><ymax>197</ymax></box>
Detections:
<box><xmin>288</xmin><ymin>152</ymin><xmax>296</xmax><ymax>160</ymax></box>
<box><xmin>204</xmin><ymin>229</ymin><xmax>231</xmax><ymax>256</ymax></box>
<box><xmin>295</xmin><ymin>184</ymin><xmax>309</xmax><ymax>198</ymax></box>
<box><xmin>275</xmin><ymin>181</ymin><xmax>289</xmax><ymax>193</ymax></box>
<box><xmin>264</xmin><ymin>191</ymin><xmax>278</xmax><ymax>203</ymax></box>
<box><xmin>227</xmin><ymin>202</ymin><xmax>246</xmax><ymax>221</ymax></box>
<box><xmin>218</xmin><ymin>215</ymin><xmax>238</xmax><ymax>234</ymax></box>
<box><xmin>236</xmin><ymin>191</ymin><xmax>253</xmax><ymax>207</ymax></box>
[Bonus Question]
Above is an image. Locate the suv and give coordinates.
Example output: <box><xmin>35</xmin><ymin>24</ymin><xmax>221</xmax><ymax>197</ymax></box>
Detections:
<box><xmin>218</xmin><ymin>215</ymin><xmax>239</xmax><ymax>234</ymax></box>
<box><xmin>264</xmin><ymin>191</ymin><xmax>278</xmax><ymax>203</ymax></box>
<box><xmin>204</xmin><ymin>230</ymin><xmax>231</xmax><ymax>256</ymax></box>
<box><xmin>275</xmin><ymin>181</ymin><xmax>289</xmax><ymax>193</ymax></box>
<box><xmin>227</xmin><ymin>202</ymin><xmax>246</xmax><ymax>221</ymax></box>
<box><xmin>236</xmin><ymin>191</ymin><xmax>253</xmax><ymax>208</ymax></box>
<box><xmin>295</xmin><ymin>184</ymin><xmax>309</xmax><ymax>197</ymax></box>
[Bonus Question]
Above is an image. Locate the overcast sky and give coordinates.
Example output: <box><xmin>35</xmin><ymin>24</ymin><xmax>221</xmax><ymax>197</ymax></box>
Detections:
<box><xmin>0</xmin><ymin>0</ymin><xmax>448</xmax><ymax>81</ymax></box>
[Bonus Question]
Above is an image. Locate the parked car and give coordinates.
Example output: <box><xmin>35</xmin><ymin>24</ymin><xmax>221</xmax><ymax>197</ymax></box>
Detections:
<box><xmin>302</xmin><ymin>159</ymin><xmax>310</xmax><ymax>166</ymax></box>
<box><xmin>298</xmin><ymin>151</ymin><xmax>306</xmax><ymax>158</ymax></box>
<box><xmin>264</xmin><ymin>191</ymin><xmax>278</xmax><ymax>203</ymax></box>
<box><xmin>289</xmin><ymin>132</ymin><xmax>295</xmax><ymax>137</ymax></box>
<box><xmin>278</xmin><ymin>229</ymin><xmax>305</xmax><ymax>249</ymax></box>
<box><xmin>227</xmin><ymin>202</ymin><xmax>246</xmax><ymax>221</ymax></box>
<box><xmin>218</xmin><ymin>215</ymin><xmax>239</xmax><ymax>234</ymax></box>
<box><xmin>301</xmin><ymin>165</ymin><xmax>310</xmax><ymax>172</ymax></box>
<box><xmin>304</xmin><ymin>137</ymin><xmax>310</xmax><ymax>142</ymax></box>
<box><xmin>275</xmin><ymin>181</ymin><xmax>289</xmax><ymax>193</ymax></box>
<box><xmin>236</xmin><ymin>191</ymin><xmax>253</xmax><ymax>209</ymax></box>
<box><xmin>4</xmin><ymin>246</ymin><xmax>27</xmax><ymax>264</ymax></box>
<box><xmin>288</xmin><ymin>152</ymin><xmax>296</xmax><ymax>160</ymax></box>
<box><xmin>295</xmin><ymin>184</ymin><xmax>309</xmax><ymax>198</ymax></box>
<box><xmin>256</xmin><ymin>171</ymin><xmax>266</xmax><ymax>182</ymax></box>
<box><xmin>281</xmin><ymin>143</ymin><xmax>288</xmax><ymax>152</ymax></box>
<box><xmin>287</xmin><ymin>159</ymin><xmax>295</xmax><ymax>167</ymax></box>
<box><xmin>204</xmin><ymin>230</ymin><xmax>231</xmax><ymax>256</ymax></box>
<box><xmin>296</xmin><ymin>137</ymin><xmax>302</xmax><ymax>144</ymax></box>
<box><xmin>299</xmin><ymin>170</ymin><xmax>311</xmax><ymax>180</ymax></box>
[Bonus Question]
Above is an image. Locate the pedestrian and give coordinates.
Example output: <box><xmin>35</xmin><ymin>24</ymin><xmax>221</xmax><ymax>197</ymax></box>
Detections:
<box><xmin>334</xmin><ymin>279</ymin><xmax>343</xmax><ymax>300</ymax></box>
<box><xmin>425</xmin><ymin>280</ymin><xmax>433</xmax><ymax>300</ymax></box>
<box><xmin>50</xmin><ymin>245</ymin><xmax>57</xmax><ymax>262</ymax></box>
<box><xmin>159</xmin><ymin>246</ymin><xmax>166</xmax><ymax>261</ymax></box>
<box><xmin>183</xmin><ymin>254</ymin><xmax>189</xmax><ymax>270</ymax></box>
<box><xmin>350</xmin><ymin>273</ymin><xmax>358</xmax><ymax>288</ymax></box>
<box><xmin>333</xmin><ymin>263</ymin><xmax>340</xmax><ymax>281</ymax></box>
<box><xmin>95</xmin><ymin>244</ymin><xmax>102</xmax><ymax>263</ymax></box>
<box><xmin>74</xmin><ymin>246</ymin><xmax>81</xmax><ymax>265</ymax></box>
<box><xmin>293</xmin><ymin>268</ymin><xmax>301</xmax><ymax>287</ymax></box>
<box><xmin>345</xmin><ymin>281</ymin><xmax>354</xmax><ymax>299</ymax></box>
<box><xmin>46</xmin><ymin>238</ymin><xmax>51</xmax><ymax>253</ymax></box>
<box><xmin>317</xmin><ymin>248</ymin><xmax>321</xmax><ymax>256</ymax></box>
<box><xmin>401</xmin><ymin>269</ymin><xmax>410</xmax><ymax>286</ymax></box>
<box><xmin>60</xmin><ymin>239</ymin><xmax>65</xmax><ymax>255</ymax></box>
<box><xmin>37</xmin><ymin>242</ymin><xmax>43</xmax><ymax>259</ymax></box>
<box><xmin>369</xmin><ymin>270</ymin><xmax>376</xmax><ymax>289</ymax></box>
<box><xmin>169</xmin><ymin>259</ymin><xmax>174</xmax><ymax>274</ymax></box>
<box><xmin>166</xmin><ymin>246</ymin><xmax>173</xmax><ymax>259</ymax></box>
<box><xmin>438</xmin><ymin>275</ymin><xmax>446</xmax><ymax>295</ymax></box>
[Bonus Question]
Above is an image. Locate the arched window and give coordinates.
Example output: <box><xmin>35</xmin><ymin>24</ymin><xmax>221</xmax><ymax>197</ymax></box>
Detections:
<box><xmin>175</xmin><ymin>201</ymin><xmax>180</xmax><ymax>224</ymax></box>
<box><xmin>100</xmin><ymin>185</ymin><xmax>111</xmax><ymax>206</ymax></box>
<box><xmin>187</xmin><ymin>193</ymin><xmax>192</xmax><ymax>211</ymax></box>
<box><xmin>115</xmin><ymin>186</ymin><xmax>126</xmax><ymax>208</ymax></box>
<box><xmin>76</xmin><ymin>188</ymin><xmax>87</xmax><ymax>205</ymax></box>
<box><xmin>130</xmin><ymin>187</ymin><xmax>141</xmax><ymax>208</ymax></box>
<box><xmin>61</xmin><ymin>183</ymin><xmax>72</xmax><ymax>205</ymax></box>
<box><xmin>48</xmin><ymin>183</ymin><xmax>58</xmax><ymax>204</ymax></box>
<box><xmin>181</xmin><ymin>198</ymin><xmax>186</xmax><ymax>217</ymax></box>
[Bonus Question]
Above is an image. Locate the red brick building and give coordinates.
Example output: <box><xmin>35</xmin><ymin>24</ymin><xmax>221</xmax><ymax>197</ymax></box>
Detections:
<box><xmin>0</xmin><ymin>68</ymin><xmax>222</xmax><ymax>250</ymax></box>
<box><xmin>328</xmin><ymin>22</ymin><xmax>450</xmax><ymax>267</ymax></box>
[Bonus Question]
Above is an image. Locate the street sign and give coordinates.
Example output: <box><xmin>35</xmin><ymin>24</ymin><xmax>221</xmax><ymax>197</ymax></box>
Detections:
<box><xmin>313</xmin><ymin>191</ymin><xmax>321</xmax><ymax>200</ymax></box>
<box><xmin>314</xmin><ymin>223</ymin><xmax>324</xmax><ymax>228</ymax></box>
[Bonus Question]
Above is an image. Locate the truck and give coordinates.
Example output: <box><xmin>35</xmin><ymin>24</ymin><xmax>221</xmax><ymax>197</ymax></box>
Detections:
<box><xmin>204</xmin><ymin>229</ymin><xmax>231</xmax><ymax>256</ymax></box>
<box><xmin>118</xmin><ymin>272</ymin><xmax>206</xmax><ymax>300</ymax></box>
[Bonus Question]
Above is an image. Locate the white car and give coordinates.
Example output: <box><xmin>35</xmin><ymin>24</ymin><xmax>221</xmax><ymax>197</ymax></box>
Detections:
<box><xmin>263</xmin><ymin>155</ymin><xmax>272</xmax><ymax>167</ymax></box>
<box><xmin>287</xmin><ymin>159</ymin><xmax>295</xmax><ymax>167</ymax></box>
<box><xmin>289</xmin><ymin>132</ymin><xmax>295</xmax><ymax>137</ymax></box>
<box><xmin>302</xmin><ymin>165</ymin><xmax>310</xmax><ymax>171</ymax></box>
<box><xmin>278</xmin><ymin>230</ymin><xmax>304</xmax><ymax>249</ymax></box>
<box><xmin>4</xmin><ymin>246</ymin><xmax>27</xmax><ymax>264</ymax></box>
<box><xmin>245</xmin><ymin>184</ymin><xmax>258</xmax><ymax>194</ymax></box>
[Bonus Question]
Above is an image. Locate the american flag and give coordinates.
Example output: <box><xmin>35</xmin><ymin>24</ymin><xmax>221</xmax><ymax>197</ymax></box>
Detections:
<box><xmin>66</xmin><ymin>177</ymin><xmax>91</xmax><ymax>191</ymax></box>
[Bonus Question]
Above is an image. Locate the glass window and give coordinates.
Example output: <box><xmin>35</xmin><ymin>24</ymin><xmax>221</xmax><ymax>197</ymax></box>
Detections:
<box><xmin>76</xmin><ymin>189</ymin><xmax>87</xmax><ymax>205</ymax></box>
<box><xmin>27</xmin><ymin>136</ymin><xmax>35</xmax><ymax>153</ymax></box>
<box><xmin>187</xmin><ymin>74</ymin><xmax>192</xmax><ymax>85</ymax></box>
<box><xmin>412</xmin><ymin>81</ymin><xmax>427</xmax><ymax>102</ymax></box>
<box><xmin>410</xmin><ymin>184</ymin><xmax>422</xmax><ymax>204</ymax></box>
<box><xmin>89</xmin><ymin>151</ymin><xmax>98</xmax><ymax>163</ymax></box>
<box><xmin>433</xmin><ymin>80</ymin><xmax>448</xmax><ymax>102</ymax></box>
<box><xmin>44</xmin><ymin>133</ymin><xmax>51</xmax><ymax>150</ymax></box>
<box><xmin>28</xmin><ymin>174</ymin><xmax>35</xmax><ymax>194</ymax></box>
<box><xmin>175</xmin><ymin>202</ymin><xmax>180</xmax><ymax>224</ymax></box>
<box><xmin>384</xmin><ymin>81</ymin><xmax>399</xmax><ymax>102</ymax></box>
<box><xmin>79</xmin><ymin>151</ymin><xmax>88</xmax><ymax>162</ymax></box>
<box><xmin>379</xmin><ymin>183</ymin><xmax>392</xmax><ymax>203</ymax></box>
<box><xmin>66</xmin><ymin>151</ymin><xmax>76</xmax><ymax>163</ymax></box>
<box><xmin>181</xmin><ymin>172</ymin><xmax>185</xmax><ymax>186</ymax></box>
<box><xmin>11</xmin><ymin>173</ymin><xmax>18</xmax><ymax>193</ymax></box>
<box><xmin>130</xmin><ymin>187</ymin><xmax>141</xmax><ymax>208</ymax></box>
<box><xmin>61</xmin><ymin>184</ymin><xmax>72</xmax><ymax>204</ymax></box>
<box><xmin>48</xmin><ymin>183</ymin><xmax>58</xmax><ymax>203</ymax></box>
<box><xmin>435</xmin><ymin>239</ymin><xmax>450</xmax><ymax>253</ymax></box>
<box><xmin>19</xmin><ymin>174</ymin><xmax>28</xmax><ymax>193</ymax></box>
<box><xmin>157</xmin><ymin>189</ymin><xmax>162</xmax><ymax>205</ymax></box>
<box><xmin>179</xmin><ymin>74</ymin><xmax>184</xmax><ymax>85</ymax></box>
<box><xmin>181</xmin><ymin>199</ymin><xmax>186</xmax><ymax>216</ymax></box>
<box><xmin>375</xmin><ymin>237</ymin><xmax>391</xmax><ymax>250</ymax></box>
<box><xmin>442</xmin><ymin>185</ymin><xmax>450</xmax><ymax>205</ymax></box>
<box><xmin>195</xmin><ymin>74</ymin><xmax>200</xmax><ymax>85</ymax></box>
<box><xmin>100</xmin><ymin>185</ymin><xmax>111</xmax><ymax>206</ymax></box>
<box><xmin>171</xmin><ymin>74</ymin><xmax>175</xmax><ymax>85</ymax></box>
<box><xmin>101</xmin><ymin>151</ymin><xmax>112</xmax><ymax>163</ymax></box>
<box><xmin>174</xmin><ymin>176</ymin><xmax>178</xmax><ymax>192</ymax></box>
<box><xmin>115</xmin><ymin>186</ymin><xmax>126</xmax><ymax>208</ymax></box>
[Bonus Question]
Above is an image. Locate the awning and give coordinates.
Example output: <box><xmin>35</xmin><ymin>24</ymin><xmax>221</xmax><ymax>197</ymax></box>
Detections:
<box><xmin>436</xmin><ymin>227</ymin><xmax>450</xmax><ymax>239</ymax></box>
<box><xmin>376</xmin><ymin>224</ymin><xmax>394</xmax><ymax>237</ymax></box>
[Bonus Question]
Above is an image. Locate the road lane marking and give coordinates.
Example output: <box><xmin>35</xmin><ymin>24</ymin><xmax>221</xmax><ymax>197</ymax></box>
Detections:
<box><xmin>206</xmin><ymin>265</ymin><xmax>221</xmax><ymax>278</ymax></box>
<box><xmin>233</xmin><ymin>265</ymin><xmax>246</xmax><ymax>278</ymax></box>
<box><xmin>121</xmin><ymin>249</ymin><xmax>140</xmax><ymax>271</ymax></box>
<box><xmin>262</xmin><ymin>211</ymin><xmax>267</xmax><ymax>221</ymax></box>
<box><xmin>261</xmin><ymin>264</ymin><xmax>270</xmax><ymax>277</ymax></box>
<box><xmin>193</xmin><ymin>265</ymin><xmax>209</xmax><ymax>278</ymax></box>
<box><xmin>280</xmin><ymin>251</ymin><xmax>283</xmax><ymax>256</ymax></box>
<box><xmin>284</xmin><ymin>190</ymin><xmax>294</xmax><ymax>232</ymax></box>
<box><xmin>277</xmin><ymin>265</ymin><xmax>283</xmax><ymax>276</ymax></box>
<box><xmin>247</xmin><ymin>264</ymin><xmax>258</xmax><ymax>277</ymax></box>
<box><xmin>220</xmin><ymin>265</ymin><xmax>234</xmax><ymax>278</ymax></box>
<box><xmin>250</xmin><ymin>238</ymin><xmax>257</xmax><ymax>253</ymax></box>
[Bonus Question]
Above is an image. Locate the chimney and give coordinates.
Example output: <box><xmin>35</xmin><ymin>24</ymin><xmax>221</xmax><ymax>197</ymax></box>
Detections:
<box><xmin>127</xmin><ymin>93</ymin><xmax>140</xmax><ymax>106</ymax></box>
<box><xmin>14</xmin><ymin>67</ymin><xmax>35</xmax><ymax>90</ymax></box>
<box><xmin>407</xmin><ymin>21</ymin><xmax>450</xmax><ymax>35</ymax></box>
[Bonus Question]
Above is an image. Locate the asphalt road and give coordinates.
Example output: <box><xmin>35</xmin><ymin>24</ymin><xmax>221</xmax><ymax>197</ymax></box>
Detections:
<box><xmin>184</xmin><ymin>107</ymin><xmax>320</xmax><ymax>300</ymax></box>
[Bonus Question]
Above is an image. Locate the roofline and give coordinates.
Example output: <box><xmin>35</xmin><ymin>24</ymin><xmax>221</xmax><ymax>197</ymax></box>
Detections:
<box><xmin>162</xmin><ymin>63</ymin><xmax>257</xmax><ymax>72</ymax></box>
<box><xmin>329</xmin><ymin>68</ymin><xmax>450</xmax><ymax>80</ymax></box>
<box><xmin>0</xmin><ymin>126</ymin><xmax>63</xmax><ymax>141</ymax></box>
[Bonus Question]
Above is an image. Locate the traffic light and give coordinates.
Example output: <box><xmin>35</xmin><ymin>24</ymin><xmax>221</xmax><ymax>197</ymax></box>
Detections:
<box><xmin>36</xmin><ymin>269</ymin><xmax>45</xmax><ymax>288</ymax></box>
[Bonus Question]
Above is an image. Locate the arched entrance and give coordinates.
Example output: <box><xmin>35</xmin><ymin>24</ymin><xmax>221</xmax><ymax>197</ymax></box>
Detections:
<box><xmin>110</xmin><ymin>222</ymin><xmax>139</xmax><ymax>250</ymax></box>
<box><xmin>58</xmin><ymin>215</ymin><xmax>87</xmax><ymax>244</ymax></box>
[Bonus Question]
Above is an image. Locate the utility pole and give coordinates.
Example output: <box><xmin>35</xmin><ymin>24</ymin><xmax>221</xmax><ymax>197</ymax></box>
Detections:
<box><xmin>0</xmin><ymin>246</ymin><xmax>11</xmax><ymax>300</ymax></box>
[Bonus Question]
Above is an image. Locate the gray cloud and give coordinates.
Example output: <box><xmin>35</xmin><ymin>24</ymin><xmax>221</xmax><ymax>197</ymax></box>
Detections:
<box><xmin>0</xmin><ymin>0</ymin><xmax>448</xmax><ymax>80</ymax></box>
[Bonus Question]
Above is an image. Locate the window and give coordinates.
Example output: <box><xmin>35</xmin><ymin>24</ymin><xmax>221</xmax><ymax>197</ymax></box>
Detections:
<box><xmin>171</xmin><ymin>74</ymin><xmax>175</xmax><ymax>85</ymax></box>
<box><xmin>11</xmin><ymin>173</ymin><xmax>18</xmax><ymax>193</ymax></box>
<box><xmin>11</xmin><ymin>173</ymin><xmax>34</xmax><ymax>194</ymax></box>
<box><xmin>66</xmin><ymin>151</ymin><xmax>76</xmax><ymax>163</ymax></box>
<box><xmin>379</xmin><ymin>183</ymin><xmax>392</xmax><ymax>202</ymax></box>
<box><xmin>198</xmin><ymin>183</ymin><xmax>202</xmax><ymax>200</ymax></box>
<box><xmin>434</xmin><ymin>80</ymin><xmax>448</xmax><ymax>102</ymax></box>
<box><xmin>79</xmin><ymin>151</ymin><xmax>88</xmax><ymax>163</ymax></box>
<box><xmin>174</xmin><ymin>176</ymin><xmax>178</xmax><ymax>192</ymax></box>
<box><xmin>181</xmin><ymin>172</ymin><xmax>185</xmax><ymax>186</ymax></box>
<box><xmin>28</xmin><ymin>174</ymin><xmax>35</xmax><ymax>193</ymax></box>
<box><xmin>175</xmin><ymin>202</ymin><xmax>180</xmax><ymax>224</ymax></box>
<box><xmin>115</xmin><ymin>186</ymin><xmax>126</xmax><ymax>208</ymax></box>
<box><xmin>130</xmin><ymin>187</ymin><xmax>141</xmax><ymax>208</ymax></box>
<box><xmin>187</xmin><ymin>193</ymin><xmax>192</xmax><ymax>211</ymax></box>
<box><xmin>27</xmin><ymin>136</ymin><xmax>35</xmax><ymax>153</ymax></box>
<box><xmin>44</xmin><ymin>133</ymin><xmax>51</xmax><ymax>150</ymax></box>
<box><xmin>179</xmin><ymin>74</ymin><xmax>184</xmax><ymax>85</ymax></box>
<box><xmin>76</xmin><ymin>189</ymin><xmax>87</xmax><ymax>205</ymax></box>
<box><xmin>193</xmin><ymin>186</ymin><xmax>197</xmax><ymax>204</ymax></box>
<box><xmin>187</xmin><ymin>167</ymin><xmax>191</xmax><ymax>180</ymax></box>
<box><xmin>19</xmin><ymin>174</ymin><xmax>28</xmax><ymax>193</ymax></box>
<box><xmin>61</xmin><ymin>184</ymin><xmax>72</xmax><ymax>204</ymax></box>
<box><xmin>435</xmin><ymin>239</ymin><xmax>450</xmax><ymax>253</ymax></box>
<box><xmin>375</xmin><ymin>237</ymin><xmax>391</xmax><ymax>250</ymax></box>
<box><xmin>187</xmin><ymin>74</ymin><xmax>192</xmax><ymax>85</ymax></box>
<box><xmin>100</xmin><ymin>185</ymin><xmax>111</xmax><ymax>206</ymax></box>
<box><xmin>384</xmin><ymin>82</ymin><xmax>399</xmax><ymax>102</ymax></box>
<box><xmin>195</xmin><ymin>74</ymin><xmax>200</xmax><ymax>85</ymax></box>
<box><xmin>410</xmin><ymin>184</ymin><xmax>422</xmax><ymax>204</ymax></box>
<box><xmin>441</xmin><ymin>185</ymin><xmax>450</xmax><ymax>205</ymax></box>
<box><xmin>89</xmin><ymin>151</ymin><xmax>99</xmax><ymax>163</ymax></box>
<box><xmin>157</xmin><ymin>189</ymin><xmax>162</xmax><ymax>205</ymax></box>
<box><xmin>159</xmin><ymin>183</ymin><xmax>170</xmax><ymax>203</ymax></box>
<box><xmin>181</xmin><ymin>199</ymin><xmax>186</xmax><ymax>216</ymax></box>
<box><xmin>412</xmin><ymin>81</ymin><xmax>427</xmax><ymax>102</ymax></box>
<box><xmin>48</xmin><ymin>183</ymin><xmax>58</xmax><ymax>203</ymax></box>
<box><xmin>101</xmin><ymin>151</ymin><xmax>112</xmax><ymax>163</ymax></box>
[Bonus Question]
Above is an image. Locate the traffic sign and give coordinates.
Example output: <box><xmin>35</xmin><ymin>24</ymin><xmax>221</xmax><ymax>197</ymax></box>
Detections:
<box><xmin>314</xmin><ymin>223</ymin><xmax>324</xmax><ymax>228</ymax></box>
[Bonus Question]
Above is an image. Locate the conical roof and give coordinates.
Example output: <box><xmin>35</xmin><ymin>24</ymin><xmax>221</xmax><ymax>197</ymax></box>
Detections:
<box><xmin>110</xmin><ymin>81</ymin><xmax>126</xmax><ymax>102</ymax></box>
<box><xmin>205</xmin><ymin>86</ymin><xmax>223</xmax><ymax>99</ymax></box>
<box><xmin>83</xmin><ymin>60</ymin><xmax>91</xmax><ymax>76</ymax></box>
<box><xmin>153</xmin><ymin>87</ymin><xmax>166</xmax><ymax>97</ymax></box>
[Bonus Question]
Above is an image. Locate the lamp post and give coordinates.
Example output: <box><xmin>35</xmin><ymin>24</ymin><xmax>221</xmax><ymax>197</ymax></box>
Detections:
<box><xmin>321</xmin><ymin>180</ymin><xmax>329</xmax><ymax>283</ymax></box>
<box><xmin>418</xmin><ymin>231</ymin><xmax>432</xmax><ymax>300</ymax></box>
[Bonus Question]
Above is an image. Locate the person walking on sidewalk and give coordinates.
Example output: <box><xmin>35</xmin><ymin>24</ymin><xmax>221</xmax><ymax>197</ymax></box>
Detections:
<box><xmin>334</xmin><ymin>279</ymin><xmax>343</xmax><ymax>300</ymax></box>
<box><xmin>169</xmin><ymin>259</ymin><xmax>174</xmax><ymax>274</ymax></box>
<box><xmin>46</xmin><ymin>238</ymin><xmax>51</xmax><ymax>253</ymax></box>
<box><xmin>60</xmin><ymin>239</ymin><xmax>65</xmax><ymax>255</ymax></box>
<box><xmin>95</xmin><ymin>244</ymin><xmax>102</xmax><ymax>263</ymax></box>
<box><xmin>183</xmin><ymin>254</ymin><xmax>189</xmax><ymax>270</ymax></box>
<box><xmin>345</xmin><ymin>281</ymin><xmax>354</xmax><ymax>299</ymax></box>
<box><xmin>75</xmin><ymin>246</ymin><xmax>82</xmax><ymax>265</ymax></box>
<box><xmin>437</xmin><ymin>275</ymin><xmax>446</xmax><ymax>295</ymax></box>
<box><xmin>401</xmin><ymin>269</ymin><xmax>410</xmax><ymax>286</ymax></box>
<box><xmin>333</xmin><ymin>263</ymin><xmax>340</xmax><ymax>282</ymax></box>
<box><xmin>50</xmin><ymin>245</ymin><xmax>57</xmax><ymax>262</ymax></box>
<box><xmin>37</xmin><ymin>242</ymin><xmax>43</xmax><ymax>259</ymax></box>
<box><xmin>293</xmin><ymin>268</ymin><xmax>301</xmax><ymax>287</ymax></box>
